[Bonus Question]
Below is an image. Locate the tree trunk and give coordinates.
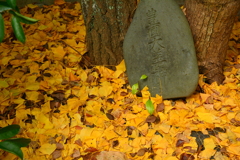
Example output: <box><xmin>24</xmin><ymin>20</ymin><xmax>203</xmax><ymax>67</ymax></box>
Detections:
<box><xmin>79</xmin><ymin>0</ymin><xmax>137</xmax><ymax>67</ymax></box>
<box><xmin>185</xmin><ymin>0</ymin><xmax>240</xmax><ymax>84</ymax></box>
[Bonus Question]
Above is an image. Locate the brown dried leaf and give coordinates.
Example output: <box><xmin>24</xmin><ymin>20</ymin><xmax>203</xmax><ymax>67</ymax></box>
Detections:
<box><xmin>234</xmin><ymin>64</ymin><xmax>240</xmax><ymax>69</ymax></box>
<box><xmin>72</xmin><ymin>148</ymin><xmax>81</xmax><ymax>158</ymax></box>
<box><xmin>183</xmin><ymin>146</ymin><xmax>197</xmax><ymax>154</ymax></box>
<box><xmin>50</xmin><ymin>100</ymin><xmax>61</xmax><ymax>109</ymax></box>
<box><xmin>130</xmin><ymin>153</ymin><xmax>137</xmax><ymax>157</ymax></box>
<box><xmin>51</xmin><ymin>91</ymin><xmax>65</xmax><ymax>101</ymax></box>
<box><xmin>124</xmin><ymin>98</ymin><xmax>134</xmax><ymax>104</ymax></box>
<box><xmin>75</xmin><ymin>139</ymin><xmax>83</xmax><ymax>147</ymax></box>
<box><xmin>112</xmin><ymin>140</ymin><xmax>119</xmax><ymax>147</ymax></box>
<box><xmin>84</xmin><ymin>147</ymin><xmax>98</xmax><ymax>152</ymax></box>
<box><xmin>156</xmin><ymin>103</ymin><xmax>165</xmax><ymax>112</ymax></box>
<box><xmin>107</xmin><ymin>98</ymin><xmax>115</xmax><ymax>104</ymax></box>
<box><xmin>176</xmin><ymin>139</ymin><xmax>185</xmax><ymax>147</ymax></box>
<box><xmin>111</xmin><ymin>109</ymin><xmax>122</xmax><ymax>119</ymax></box>
<box><xmin>127</xmin><ymin>126</ymin><xmax>134</xmax><ymax>135</ymax></box>
<box><xmin>231</xmin><ymin>118</ymin><xmax>240</xmax><ymax>126</ymax></box>
<box><xmin>106</xmin><ymin>113</ymin><xmax>114</xmax><ymax>120</ymax></box>
<box><xmin>52</xmin><ymin>150</ymin><xmax>61</xmax><ymax>159</ymax></box>
<box><xmin>89</xmin><ymin>95</ymin><xmax>97</xmax><ymax>99</ymax></box>
<box><xmin>120</xmin><ymin>92</ymin><xmax>128</xmax><ymax>96</ymax></box>
<box><xmin>56</xmin><ymin>143</ymin><xmax>64</xmax><ymax>150</ymax></box>
<box><xmin>145</xmin><ymin>115</ymin><xmax>157</xmax><ymax>123</ymax></box>
<box><xmin>137</xmin><ymin>148</ymin><xmax>147</xmax><ymax>156</ymax></box>
<box><xmin>180</xmin><ymin>153</ymin><xmax>195</xmax><ymax>160</ymax></box>
<box><xmin>87</xmin><ymin>74</ymin><xmax>96</xmax><ymax>83</ymax></box>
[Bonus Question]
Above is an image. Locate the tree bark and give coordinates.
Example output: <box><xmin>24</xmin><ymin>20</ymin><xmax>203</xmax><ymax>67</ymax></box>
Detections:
<box><xmin>79</xmin><ymin>0</ymin><xmax>137</xmax><ymax>67</ymax></box>
<box><xmin>185</xmin><ymin>0</ymin><xmax>240</xmax><ymax>84</ymax></box>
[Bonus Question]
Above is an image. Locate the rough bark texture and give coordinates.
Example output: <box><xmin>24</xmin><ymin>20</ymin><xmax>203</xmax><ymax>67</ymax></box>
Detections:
<box><xmin>79</xmin><ymin>0</ymin><xmax>137</xmax><ymax>67</ymax></box>
<box><xmin>185</xmin><ymin>0</ymin><xmax>240</xmax><ymax>84</ymax></box>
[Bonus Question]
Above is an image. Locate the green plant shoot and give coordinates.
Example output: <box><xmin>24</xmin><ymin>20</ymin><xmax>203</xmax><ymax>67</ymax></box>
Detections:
<box><xmin>131</xmin><ymin>74</ymin><xmax>148</xmax><ymax>95</ymax></box>
<box><xmin>145</xmin><ymin>99</ymin><xmax>154</xmax><ymax>115</ymax></box>
<box><xmin>131</xmin><ymin>83</ymin><xmax>139</xmax><ymax>95</ymax></box>
<box><xmin>140</xmin><ymin>74</ymin><xmax>148</xmax><ymax>80</ymax></box>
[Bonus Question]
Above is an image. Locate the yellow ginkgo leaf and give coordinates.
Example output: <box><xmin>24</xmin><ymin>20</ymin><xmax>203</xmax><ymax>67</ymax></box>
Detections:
<box><xmin>99</xmin><ymin>82</ymin><xmax>113</xmax><ymax>97</ymax></box>
<box><xmin>38</xmin><ymin>143</ymin><xmax>57</xmax><ymax>155</ymax></box>
<box><xmin>51</xmin><ymin>45</ymin><xmax>66</xmax><ymax>61</ymax></box>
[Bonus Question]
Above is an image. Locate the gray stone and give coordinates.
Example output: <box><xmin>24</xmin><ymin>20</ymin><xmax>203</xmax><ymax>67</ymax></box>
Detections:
<box><xmin>123</xmin><ymin>0</ymin><xmax>199</xmax><ymax>99</ymax></box>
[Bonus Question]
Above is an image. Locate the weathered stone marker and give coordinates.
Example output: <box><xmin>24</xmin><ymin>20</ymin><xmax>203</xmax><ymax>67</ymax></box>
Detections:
<box><xmin>123</xmin><ymin>0</ymin><xmax>199</xmax><ymax>99</ymax></box>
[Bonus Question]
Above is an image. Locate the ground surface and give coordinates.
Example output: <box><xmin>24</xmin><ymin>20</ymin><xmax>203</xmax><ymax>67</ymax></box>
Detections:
<box><xmin>0</xmin><ymin>1</ymin><xmax>240</xmax><ymax>160</ymax></box>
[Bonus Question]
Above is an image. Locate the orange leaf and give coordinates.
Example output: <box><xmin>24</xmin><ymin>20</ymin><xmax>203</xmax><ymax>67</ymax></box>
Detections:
<box><xmin>200</xmin><ymin>93</ymin><xmax>210</xmax><ymax>103</ymax></box>
<box><xmin>69</xmin><ymin>72</ymin><xmax>79</xmax><ymax>81</ymax></box>
<box><xmin>227</xmin><ymin>144</ymin><xmax>240</xmax><ymax>155</ymax></box>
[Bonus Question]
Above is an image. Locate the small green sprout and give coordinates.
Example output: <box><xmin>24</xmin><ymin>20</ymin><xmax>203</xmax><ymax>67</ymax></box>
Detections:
<box><xmin>145</xmin><ymin>98</ymin><xmax>154</xmax><ymax>115</ymax></box>
<box><xmin>131</xmin><ymin>74</ymin><xmax>147</xmax><ymax>95</ymax></box>
<box><xmin>140</xmin><ymin>74</ymin><xmax>148</xmax><ymax>80</ymax></box>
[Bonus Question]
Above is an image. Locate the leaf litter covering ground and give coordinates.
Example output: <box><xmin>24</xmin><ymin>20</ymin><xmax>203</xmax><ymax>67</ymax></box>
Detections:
<box><xmin>0</xmin><ymin>1</ymin><xmax>240</xmax><ymax>160</ymax></box>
